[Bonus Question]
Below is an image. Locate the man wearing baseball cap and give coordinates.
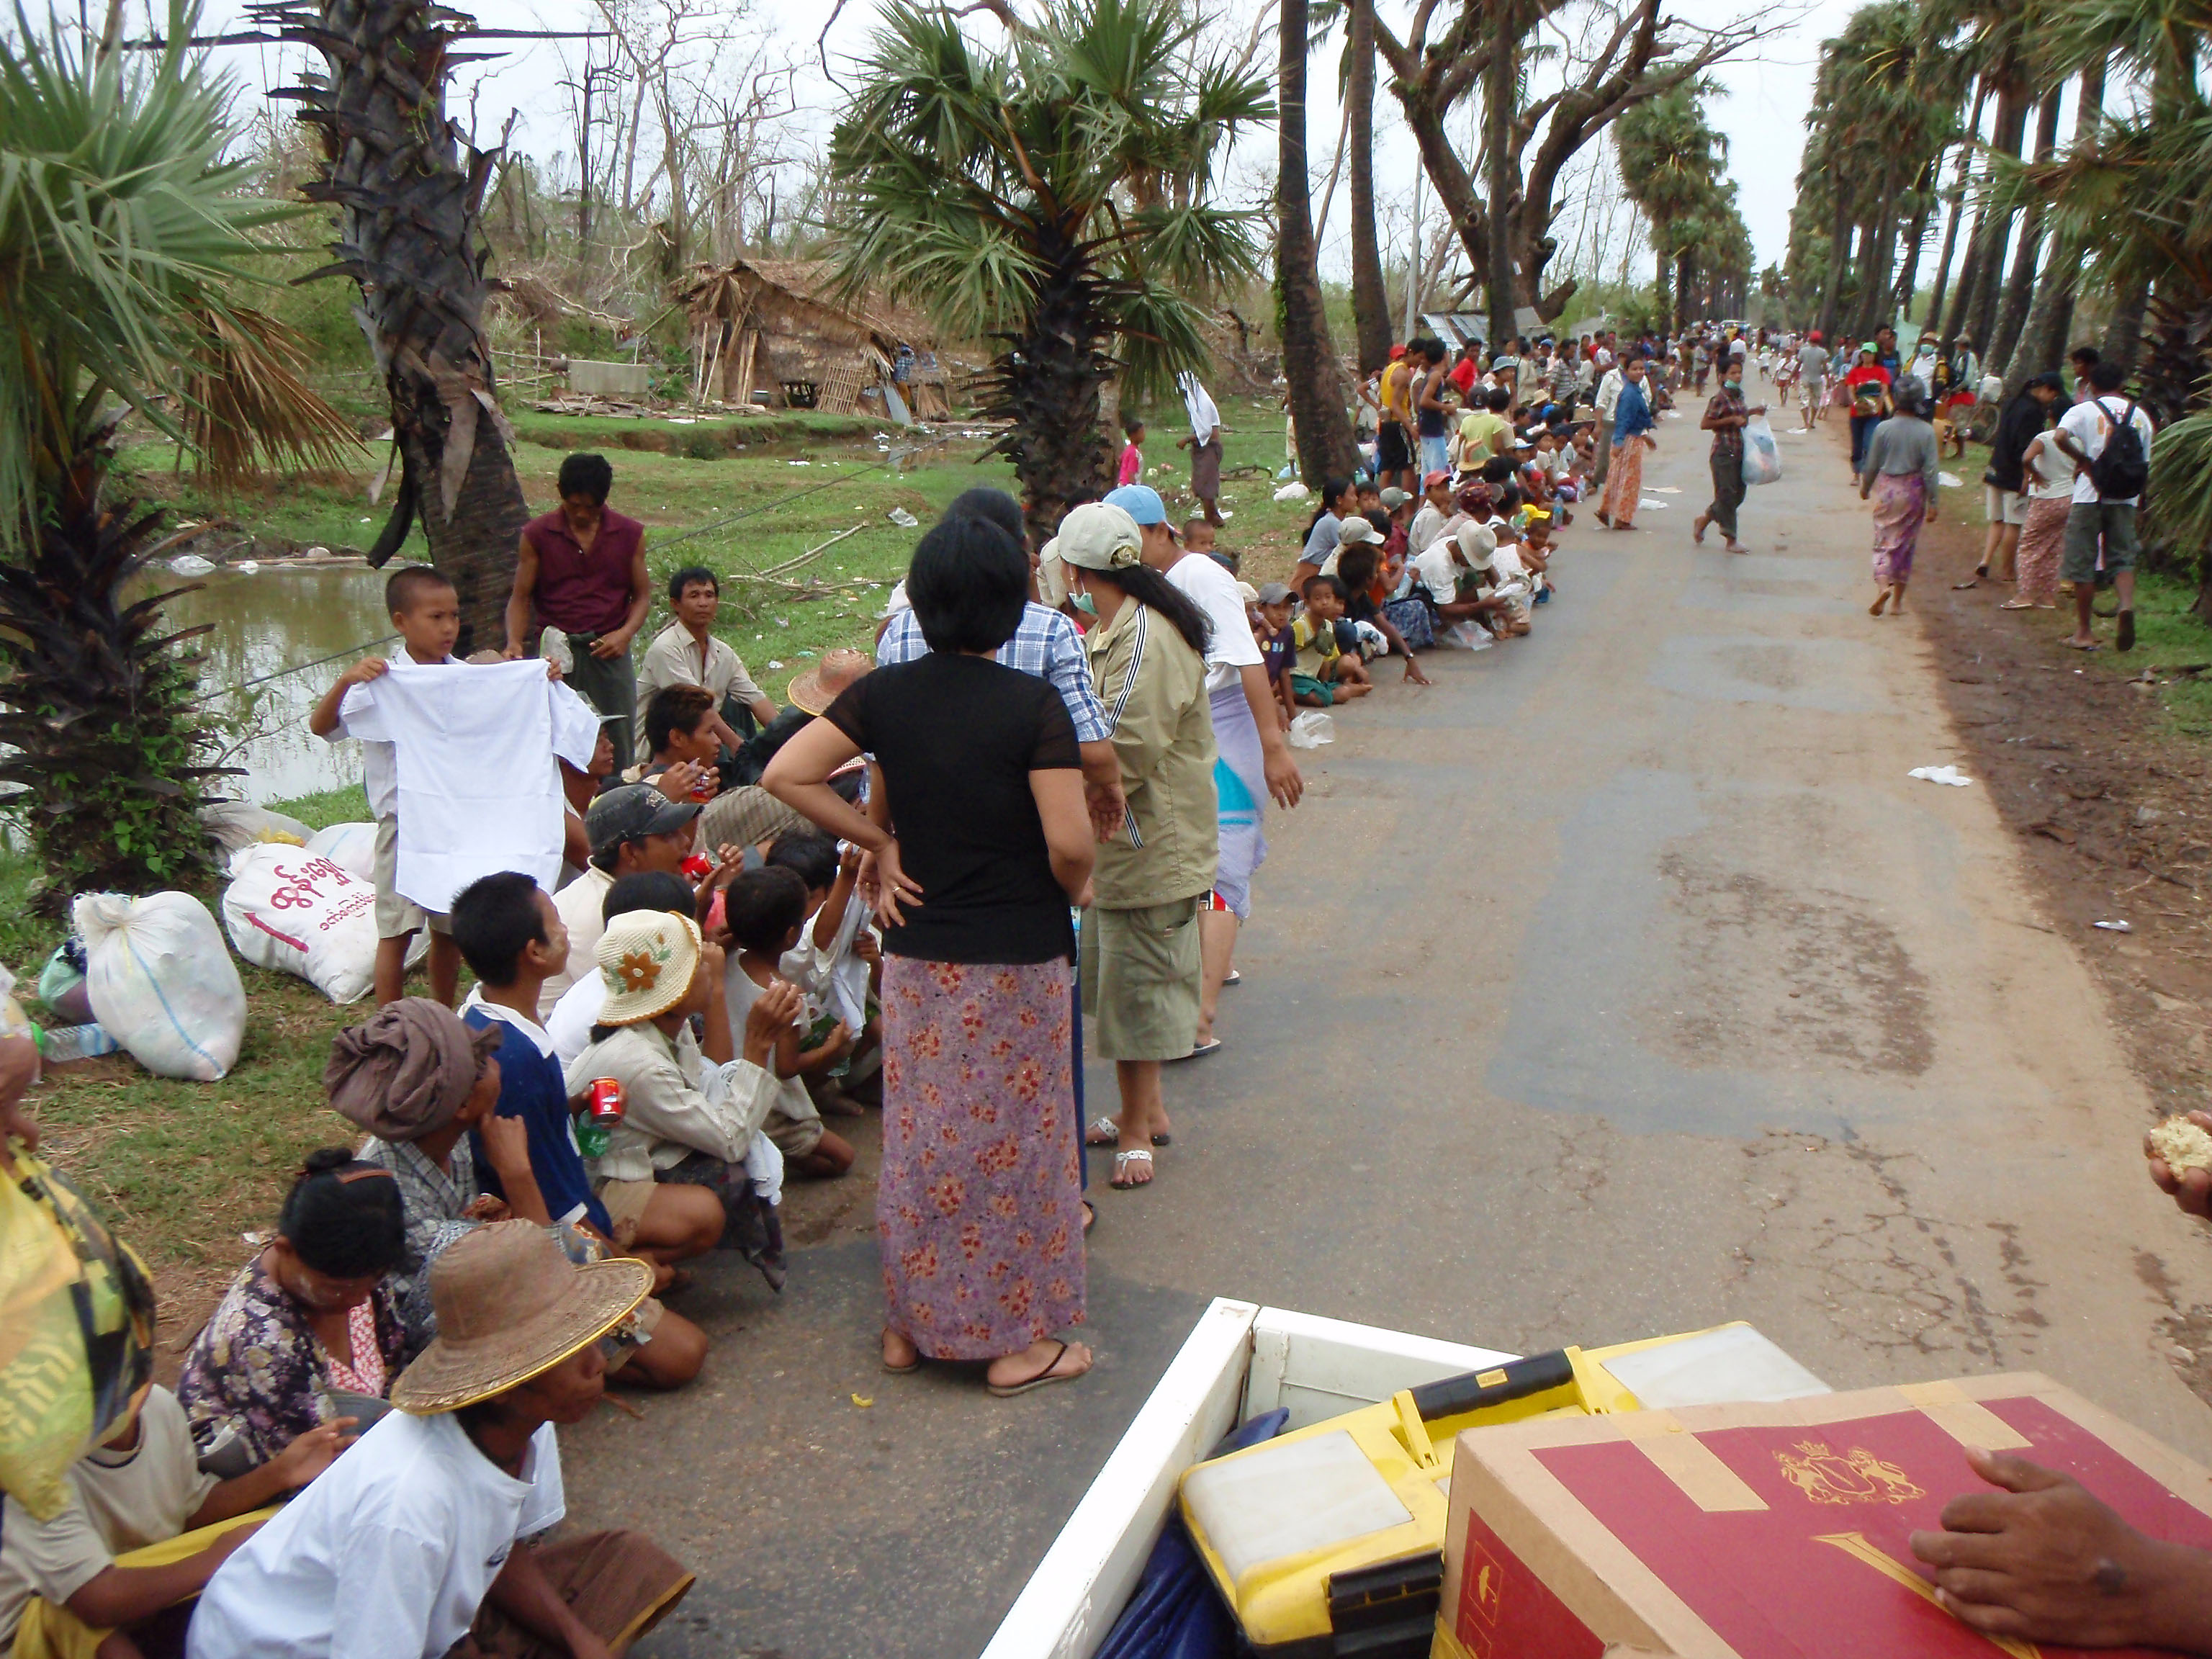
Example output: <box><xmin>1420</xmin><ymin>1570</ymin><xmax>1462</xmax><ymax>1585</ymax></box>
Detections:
<box><xmin>1105</xmin><ymin>485</ymin><xmax>1301</xmax><ymax>1058</ymax></box>
<box><xmin>540</xmin><ymin>783</ymin><xmax>701</xmax><ymax>1017</ymax></box>
<box><xmin>1408</xmin><ymin>470</ymin><xmax>1455</xmax><ymax>557</ymax></box>
<box><xmin>187</xmin><ymin>1222</ymin><xmax>694</xmax><ymax>1659</ymax></box>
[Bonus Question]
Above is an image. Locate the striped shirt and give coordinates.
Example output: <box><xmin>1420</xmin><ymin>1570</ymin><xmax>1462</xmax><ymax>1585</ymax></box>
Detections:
<box><xmin>876</xmin><ymin>602</ymin><xmax>1110</xmax><ymax>744</ymax></box>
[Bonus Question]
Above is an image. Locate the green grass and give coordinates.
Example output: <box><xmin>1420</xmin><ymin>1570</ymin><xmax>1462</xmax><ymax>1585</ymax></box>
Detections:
<box><xmin>19</xmin><ymin>391</ymin><xmax>1313</xmax><ymax>1283</ymax></box>
<box><xmin>2071</xmin><ymin>570</ymin><xmax>2212</xmax><ymax>739</ymax></box>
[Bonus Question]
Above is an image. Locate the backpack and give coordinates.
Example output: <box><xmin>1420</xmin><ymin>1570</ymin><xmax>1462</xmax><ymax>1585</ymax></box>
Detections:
<box><xmin>2089</xmin><ymin>398</ymin><xmax>2150</xmax><ymax>500</ymax></box>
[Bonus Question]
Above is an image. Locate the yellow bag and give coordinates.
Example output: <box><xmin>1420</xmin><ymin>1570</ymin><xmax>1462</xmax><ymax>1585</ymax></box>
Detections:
<box><xmin>0</xmin><ymin>1151</ymin><xmax>155</xmax><ymax>1521</ymax></box>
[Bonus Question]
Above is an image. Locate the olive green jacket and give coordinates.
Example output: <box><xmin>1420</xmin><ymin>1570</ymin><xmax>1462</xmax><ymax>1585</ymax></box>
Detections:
<box><xmin>1084</xmin><ymin>598</ymin><xmax>1218</xmax><ymax>909</ymax></box>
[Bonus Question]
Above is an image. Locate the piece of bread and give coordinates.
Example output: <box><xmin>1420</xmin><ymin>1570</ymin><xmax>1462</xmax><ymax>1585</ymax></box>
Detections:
<box><xmin>2150</xmin><ymin>1115</ymin><xmax>2212</xmax><ymax>1173</ymax></box>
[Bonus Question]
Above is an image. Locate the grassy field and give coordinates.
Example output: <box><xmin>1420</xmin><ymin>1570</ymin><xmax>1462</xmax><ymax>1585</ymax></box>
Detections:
<box><xmin>2060</xmin><ymin>570</ymin><xmax>2212</xmax><ymax>740</ymax></box>
<box><xmin>23</xmin><ymin>390</ymin><xmax>1315</xmax><ymax>1304</ymax></box>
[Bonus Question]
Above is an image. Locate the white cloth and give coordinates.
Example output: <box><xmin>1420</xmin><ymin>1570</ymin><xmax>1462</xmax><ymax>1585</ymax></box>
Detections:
<box><xmin>0</xmin><ymin>1388</ymin><xmax>217</xmax><ymax>1646</ymax></box>
<box><xmin>545</xmin><ymin>971</ymin><xmax>605</xmax><ymax>1066</ymax></box>
<box><xmin>1413</xmin><ymin>543</ymin><xmax>1467</xmax><ymax>607</ymax></box>
<box><xmin>185</xmin><ymin>1411</ymin><xmax>565</xmax><ymax>1659</ymax></box>
<box><xmin>1407</xmin><ymin>502</ymin><xmax>1450</xmax><ymax>557</ymax></box>
<box><xmin>539</xmin><ymin>866</ymin><xmax>613</xmax><ymax>1020</ymax></box>
<box><xmin>1178</xmin><ymin>372</ymin><xmax>1221</xmax><ymax>444</ymax></box>
<box><xmin>1165</xmin><ymin>552</ymin><xmax>1263</xmax><ymax>694</ymax></box>
<box><xmin>1595</xmin><ymin>367</ymin><xmax>1624</xmax><ymax>419</ymax></box>
<box><xmin>324</xmin><ymin>653</ymin><xmax>457</xmax><ymax>819</ymax></box>
<box><xmin>337</xmin><ymin>661</ymin><xmax>600</xmax><ymax>914</ymax></box>
<box><xmin>2058</xmin><ymin>395</ymin><xmax>2155</xmax><ymax>505</ymax></box>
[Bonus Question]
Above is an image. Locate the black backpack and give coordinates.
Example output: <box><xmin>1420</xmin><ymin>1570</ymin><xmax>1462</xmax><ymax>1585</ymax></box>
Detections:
<box><xmin>2090</xmin><ymin>398</ymin><xmax>2151</xmax><ymax>500</ymax></box>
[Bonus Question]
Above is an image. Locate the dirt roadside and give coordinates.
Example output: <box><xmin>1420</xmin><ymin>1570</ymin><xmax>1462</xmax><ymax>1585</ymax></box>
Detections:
<box><xmin>1912</xmin><ymin>507</ymin><xmax>2212</xmax><ymax>1397</ymax></box>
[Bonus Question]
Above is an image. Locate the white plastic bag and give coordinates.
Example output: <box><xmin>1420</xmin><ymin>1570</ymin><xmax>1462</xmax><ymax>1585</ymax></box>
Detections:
<box><xmin>221</xmin><ymin>846</ymin><xmax>385</xmax><ymax>1004</ymax></box>
<box><xmin>197</xmin><ymin>801</ymin><xmax>311</xmax><ymax>856</ymax></box>
<box><xmin>1740</xmin><ymin>413</ymin><xmax>1782</xmax><ymax>487</ymax></box>
<box><xmin>73</xmin><ymin>893</ymin><xmax>245</xmax><ymax>1080</ymax></box>
<box><xmin>305</xmin><ymin>822</ymin><xmax>378</xmax><ymax>885</ymax></box>
<box><xmin>1285</xmin><ymin>709</ymin><xmax>1336</xmax><ymax>749</ymax></box>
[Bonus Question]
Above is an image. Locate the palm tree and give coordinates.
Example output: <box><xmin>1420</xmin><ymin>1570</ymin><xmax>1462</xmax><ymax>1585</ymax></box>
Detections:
<box><xmin>1617</xmin><ymin>84</ymin><xmax>1726</xmax><ymax>333</ymax></box>
<box><xmin>255</xmin><ymin>0</ymin><xmax>532</xmax><ymax>652</ymax></box>
<box><xmin>828</xmin><ymin>0</ymin><xmax>1270</xmax><ymax>536</ymax></box>
<box><xmin>1280</xmin><ymin>0</ymin><xmax>1360</xmax><ymax>484</ymax></box>
<box><xmin>1344</xmin><ymin>0</ymin><xmax>1395</xmax><ymax>370</ymax></box>
<box><xmin>0</xmin><ymin>6</ymin><xmax>353</xmax><ymax>907</ymax></box>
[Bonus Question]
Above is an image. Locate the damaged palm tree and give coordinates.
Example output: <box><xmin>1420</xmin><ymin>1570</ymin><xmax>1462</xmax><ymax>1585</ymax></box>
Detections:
<box><xmin>827</xmin><ymin>0</ymin><xmax>1269</xmax><ymax>539</ymax></box>
<box><xmin>256</xmin><ymin>0</ymin><xmax>529</xmax><ymax>650</ymax></box>
<box><xmin>0</xmin><ymin>4</ymin><xmax>355</xmax><ymax>907</ymax></box>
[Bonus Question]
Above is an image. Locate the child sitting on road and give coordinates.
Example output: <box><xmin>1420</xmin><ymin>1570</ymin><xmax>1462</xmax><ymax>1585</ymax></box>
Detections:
<box><xmin>1290</xmin><ymin>575</ymin><xmax>1372</xmax><ymax>706</ymax></box>
<box><xmin>1255</xmin><ymin>583</ymin><xmax>1299</xmax><ymax>728</ymax></box>
<box><xmin>1334</xmin><ymin>547</ymin><xmax>1432</xmax><ymax>685</ymax></box>
<box><xmin>449</xmin><ymin>871</ymin><xmax>711</xmax><ymax>1388</ymax></box>
<box><xmin>724</xmin><ymin>868</ymin><xmax>858</xmax><ymax>1179</ymax></box>
<box><xmin>307</xmin><ymin>565</ymin><xmax>467</xmax><ymax>1006</ymax></box>
<box><xmin>763</xmin><ymin>832</ymin><xmax>883</xmax><ymax>1115</ymax></box>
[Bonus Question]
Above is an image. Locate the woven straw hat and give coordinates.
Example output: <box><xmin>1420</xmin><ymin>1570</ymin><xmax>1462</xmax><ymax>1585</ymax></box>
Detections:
<box><xmin>390</xmin><ymin>1221</ymin><xmax>651</xmax><ymax>1413</ymax></box>
<box><xmin>594</xmin><ymin>911</ymin><xmax>702</xmax><ymax>1026</ymax></box>
<box><xmin>786</xmin><ymin>647</ymin><xmax>873</xmax><ymax>716</ymax></box>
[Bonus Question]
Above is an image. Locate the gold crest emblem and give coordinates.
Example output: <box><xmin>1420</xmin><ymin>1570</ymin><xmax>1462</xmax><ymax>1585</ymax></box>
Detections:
<box><xmin>1774</xmin><ymin>1440</ymin><xmax>1925</xmax><ymax>1506</ymax></box>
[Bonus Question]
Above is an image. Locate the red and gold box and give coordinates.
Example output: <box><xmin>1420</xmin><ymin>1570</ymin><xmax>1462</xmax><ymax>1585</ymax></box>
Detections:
<box><xmin>1434</xmin><ymin>1372</ymin><xmax>2212</xmax><ymax>1658</ymax></box>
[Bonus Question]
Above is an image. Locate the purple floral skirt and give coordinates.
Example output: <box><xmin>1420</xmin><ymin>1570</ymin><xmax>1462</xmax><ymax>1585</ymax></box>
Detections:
<box><xmin>878</xmin><ymin>956</ymin><xmax>1084</xmax><ymax>1359</ymax></box>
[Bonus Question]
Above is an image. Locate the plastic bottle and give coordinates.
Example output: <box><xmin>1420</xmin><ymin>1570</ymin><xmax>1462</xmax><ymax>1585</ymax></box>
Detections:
<box><xmin>37</xmin><ymin>1023</ymin><xmax>120</xmax><ymax>1063</ymax></box>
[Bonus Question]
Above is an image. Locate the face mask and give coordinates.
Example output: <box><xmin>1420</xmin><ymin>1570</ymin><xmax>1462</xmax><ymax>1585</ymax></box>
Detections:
<box><xmin>1072</xmin><ymin>590</ymin><xmax>1097</xmax><ymax>617</ymax></box>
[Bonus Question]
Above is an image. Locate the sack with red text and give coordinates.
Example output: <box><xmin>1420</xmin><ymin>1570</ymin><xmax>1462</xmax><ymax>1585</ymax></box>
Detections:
<box><xmin>221</xmin><ymin>845</ymin><xmax>385</xmax><ymax>1004</ymax></box>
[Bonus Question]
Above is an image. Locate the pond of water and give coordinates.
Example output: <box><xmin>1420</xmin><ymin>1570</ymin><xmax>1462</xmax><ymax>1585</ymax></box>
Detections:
<box><xmin>151</xmin><ymin>564</ymin><xmax>392</xmax><ymax>805</ymax></box>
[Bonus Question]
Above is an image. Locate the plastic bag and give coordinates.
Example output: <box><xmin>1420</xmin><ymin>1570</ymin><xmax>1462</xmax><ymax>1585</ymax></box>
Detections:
<box><xmin>197</xmin><ymin>801</ymin><xmax>311</xmax><ymax>857</ymax></box>
<box><xmin>0</xmin><ymin>1152</ymin><xmax>156</xmax><ymax>1519</ymax></box>
<box><xmin>221</xmin><ymin>845</ymin><xmax>382</xmax><ymax>1004</ymax></box>
<box><xmin>1285</xmin><ymin>709</ymin><xmax>1336</xmax><ymax>749</ymax></box>
<box><xmin>74</xmin><ymin>892</ymin><xmax>246</xmax><ymax>1079</ymax></box>
<box><xmin>305</xmin><ymin>821</ymin><xmax>378</xmax><ymax>885</ymax></box>
<box><xmin>1741</xmin><ymin>414</ymin><xmax>1782</xmax><ymax>487</ymax></box>
<box><xmin>35</xmin><ymin>943</ymin><xmax>93</xmax><ymax>1025</ymax></box>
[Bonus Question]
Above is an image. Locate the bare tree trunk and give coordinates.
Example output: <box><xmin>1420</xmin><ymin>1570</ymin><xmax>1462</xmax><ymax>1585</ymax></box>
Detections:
<box><xmin>1346</xmin><ymin>0</ymin><xmax>1394</xmax><ymax>370</ymax></box>
<box><xmin>1987</xmin><ymin>89</ymin><xmax>2062</xmax><ymax>369</ymax></box>
<box><xmin>1278</xmin><ymin>0</ymin><xmax>1359</xmax><ymax>483</ymax></box>
<box><xmin>1963</xmin><ymin>66</ymin><xmax>2028</xmax><ymax>350</ymax></box>
<box><xmin>1924</xmin><ymin>78</ymin><xmax>1988</xmax><ymax>331</ymax></box>
<box><xmin>1484</xmin><ymin>2</ymin><xmax>1518</xmax><ymax>346</ymax></box>
<box><xmin>1815</xmin><ymin>191</ymin><xmax>1853</xmax><ymax>341</ymax></box>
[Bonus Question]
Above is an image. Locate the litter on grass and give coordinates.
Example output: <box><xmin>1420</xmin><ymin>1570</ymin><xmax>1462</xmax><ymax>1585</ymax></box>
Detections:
<box><xmin>2094</xmin><ymin>920</ymin><xmax>2134</xmax><ymax>932</ymax></box>
<box><xmin>1908</xmin><ymin>765</ymin><xmax>1974</xmax><ymax>786</ymax></box>
<box><xmin>888</xmin><ymin>507</ymin><xmax>919</xmax><ymax>527</ymax></box>
<box><xmin>1938</xmin><ymin>472</ymin><xmax>1964</xmax><ymax>487</ymax></box>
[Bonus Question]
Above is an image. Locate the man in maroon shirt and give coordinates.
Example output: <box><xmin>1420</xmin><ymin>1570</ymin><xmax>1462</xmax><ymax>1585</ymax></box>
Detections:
<box><xmin>504</xmin><ymin>452</ymin><xmax>654</xmax><ymax>768</ymax></box>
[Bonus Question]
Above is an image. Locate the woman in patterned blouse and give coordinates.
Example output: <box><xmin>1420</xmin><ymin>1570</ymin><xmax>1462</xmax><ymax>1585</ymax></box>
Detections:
<box><xmin>176</xmin><ymin>1149</ymin><xmax>409</xmax><ymax>1469</ymax></box>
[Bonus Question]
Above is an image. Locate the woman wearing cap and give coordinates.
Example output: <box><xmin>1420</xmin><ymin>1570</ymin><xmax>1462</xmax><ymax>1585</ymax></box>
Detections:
<box><xmin>763</xmin><ymin>512</ymin><xmax>1097</xmax><ymax>1395</ymax></box>
<box><xmin>1050</xmin><ymin>503</ymin><xmax>1216</xmax><ymax>1192</ymax></box>
<box><xmin>1858</xmin><ymin>381</ymin><xmax>1942</xmax><ymax>617</ymax></box>
<box><xmin>1595</xmin><ymin>356</ymin><xmax>1657</xmax><ymax>532</ymax></box>
<box><xmin>177</xmin><ymin>1151</ymin><xmax>410</xmax><ymax>1471</ymax></box>
<box><xmin>185</xmin><ymin>1222</ymin><xmax>693</xmax><ymax>1659</ymax></box>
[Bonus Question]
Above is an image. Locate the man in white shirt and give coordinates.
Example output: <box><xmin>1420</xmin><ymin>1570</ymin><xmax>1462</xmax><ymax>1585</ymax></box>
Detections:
<box><xmin>1408</xmin><ymin>470</ymin><xmax>1455</xmax><ymax>556</ymax></box>
<box><xmin>2054</xmin><ymin>361</ymin><xmax>2157</xmax><ymax>652</ymax></box>
<box><xmin>1106</xmin><ymin>485</ymin><xmax>1300</xmax><ymax>1054</ymax></box>
<box><xmin>187</xmin><ymin>1222</ymin><xmax>691</xmax><ymax>1659</ymax></box>
<box><xmin>634</xmin><ymin>566</ymin><xmax>777</xmax><ymax>760</ymax></box>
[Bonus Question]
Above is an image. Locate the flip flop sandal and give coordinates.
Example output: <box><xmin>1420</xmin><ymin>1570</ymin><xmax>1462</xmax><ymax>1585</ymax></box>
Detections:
<box><xmin>989</xmin><ymin>1339</ymin><xmax>1089</xmax><ymax>1398</ymax></box>
<box><xmin>2062</xmin><ymin>638</ymin><xmax>2102</xmax><ymax>651</ymax></box>
<box><xmin>1110</xmin><ymin>1148</ymin><xmax>1154</xmax><ymax>1190</ymax></box>
<box><xmin>1084</xmin><ymin>1115</ymin><xmax>1123</xmax><ymax>1148</ymax></box>
<box><xmin>1999</xmin><ymin>601</ymin><xmax>2036</xmax><ymax>611</ymax></box>
<box><xmin>1222</xmin><ymin>969</ymin><xmax>1242</xmax><ymax>987</ymax></box>
<box><xmin>881</xmin><ymin>1334</ymin><xmax>922</xmax><ymax>1375</ymax></box>
<box><xmin>1184</xmin><ymin>1038</ymin><xmax>1223</xmax><ymax>1060</ymax></box>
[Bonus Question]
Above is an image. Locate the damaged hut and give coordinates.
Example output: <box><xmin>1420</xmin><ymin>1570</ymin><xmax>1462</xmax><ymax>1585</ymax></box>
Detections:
<box><xmin>675</xmin><ymin>258</ymin><xmax>951</xmax><ymax>419</ymax></box>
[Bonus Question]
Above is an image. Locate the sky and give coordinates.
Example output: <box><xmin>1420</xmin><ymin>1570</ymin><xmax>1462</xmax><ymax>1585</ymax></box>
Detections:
<box><xmin>190</xmin><ymin>0</ymin><xmax>1866</xmax><ymax>282</ymax></box>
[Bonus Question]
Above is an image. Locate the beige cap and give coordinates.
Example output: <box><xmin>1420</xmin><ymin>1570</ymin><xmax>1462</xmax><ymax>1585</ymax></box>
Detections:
<box><xmin>1336</xmin><ymin>516</ymin><xmax>1383</xmax><ymax>547</ymax></box>
<box><xmin>1054</xmin><ymin>502</ymin><xmax>1143</xmax><ymax>571</ymax></box>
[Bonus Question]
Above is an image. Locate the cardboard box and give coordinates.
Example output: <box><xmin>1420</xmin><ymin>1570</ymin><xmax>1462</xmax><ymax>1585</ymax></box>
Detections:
<box><xmin>1434</xmin><ymin>1372</ymin><xmax>2212</xmax><ymax>1658</ymax></box>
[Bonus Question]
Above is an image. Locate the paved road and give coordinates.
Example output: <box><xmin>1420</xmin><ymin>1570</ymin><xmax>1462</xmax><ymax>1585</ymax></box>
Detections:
<box><xmin>570</xmin><ymin>411</ymin><xmax>2212</xmax><ymax>1658</ymax></box>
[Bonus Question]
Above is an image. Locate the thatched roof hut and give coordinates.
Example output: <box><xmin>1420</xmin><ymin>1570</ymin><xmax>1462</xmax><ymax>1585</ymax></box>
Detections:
<box><xmin>674</xmin><ymin>258</ymin><xmax>950</xmax><ymax>418</ymax></box>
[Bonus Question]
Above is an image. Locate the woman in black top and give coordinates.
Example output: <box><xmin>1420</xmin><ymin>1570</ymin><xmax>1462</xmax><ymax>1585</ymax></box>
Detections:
<box><xmin>763</xmin><ymin>516</ymin><xmax>1097</xmax><ymax>1397</ymax></box>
